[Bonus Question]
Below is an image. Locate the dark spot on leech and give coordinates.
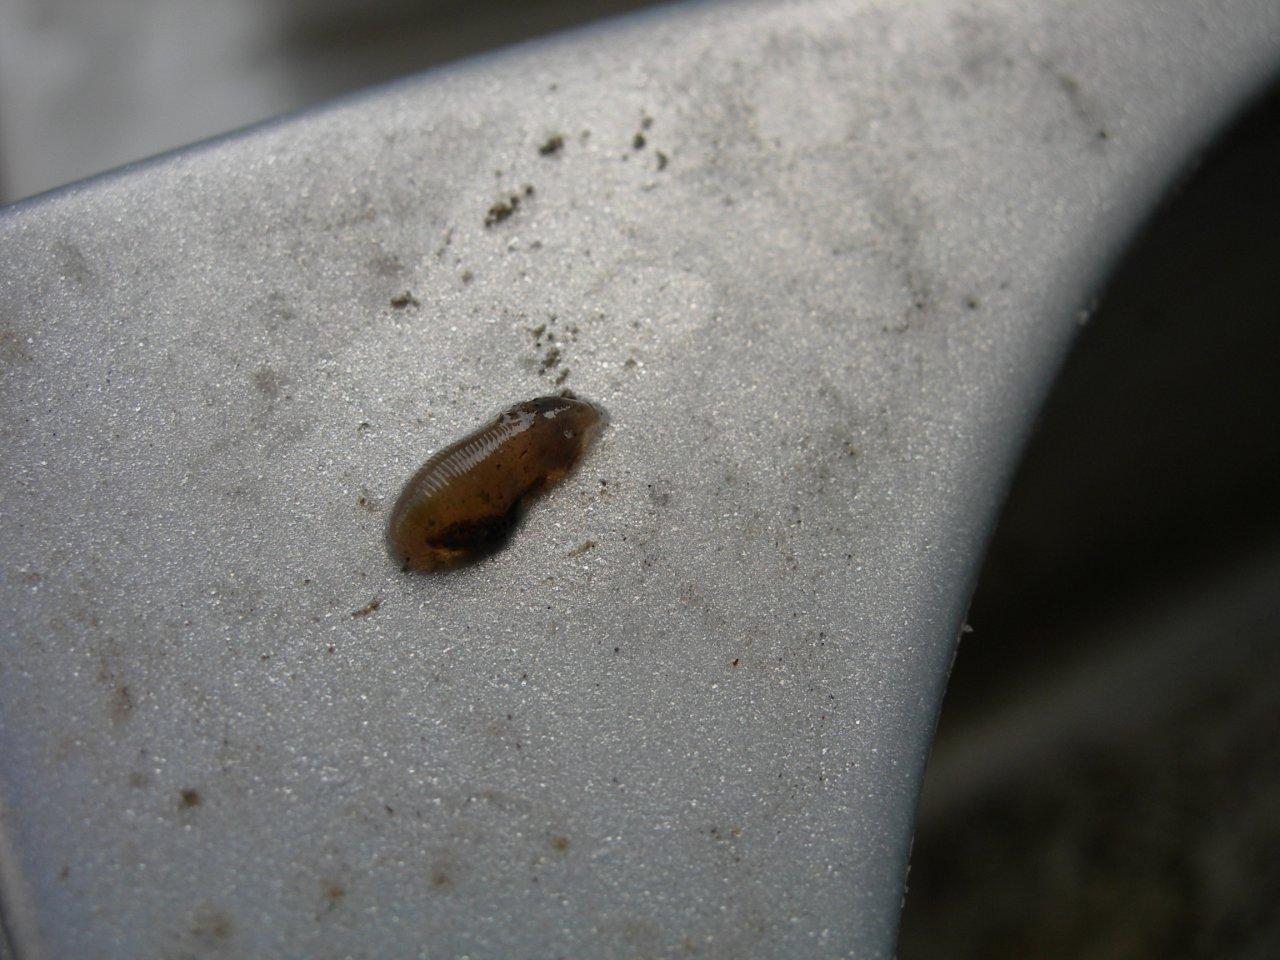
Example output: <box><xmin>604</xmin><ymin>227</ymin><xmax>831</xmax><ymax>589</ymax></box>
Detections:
<box><xmin>179</xmin><ymin>788</ymin><xmax>201</xmax><ymax>808</ymax></box>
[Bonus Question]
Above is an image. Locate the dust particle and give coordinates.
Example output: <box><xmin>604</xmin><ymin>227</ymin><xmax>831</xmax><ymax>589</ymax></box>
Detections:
<box><xmin>567</xmin><ymin>540</ymin><xmax>596</xmax><ymax>558</ymax></box>
<box><xmin>485</xmin><ymin>195</ymin><xmax>520</xmax><ymax>227</ymax></box>
<box><xmin>110</xmin><ymin>684</ymin><xmax>133</xmax><ymax>724</ymax></box>
<box><xmin>538</xmin><ymin>134</ymin><xmax>565</xmax><ymax>156</ymax></box>
<box><xmin>190</xmin><ymin>908</ymin><xmax>232</xmax><ymax>945</ymax></box>
<box><xmin>251</xmin><ymin>366</ymin><xmax>283</xmax><ymax>400</ymax></box>
<box><xmin>390</xmin><ymin>291</ymin><xmax>420</xmax><ymax>309</ymax></box>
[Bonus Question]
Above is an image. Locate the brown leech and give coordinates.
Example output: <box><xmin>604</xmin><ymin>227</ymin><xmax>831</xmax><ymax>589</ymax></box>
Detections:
<box><xmin>386</xmin><ymin>396</ymin><xmax>604</xmax><ymax>571</ymax></box>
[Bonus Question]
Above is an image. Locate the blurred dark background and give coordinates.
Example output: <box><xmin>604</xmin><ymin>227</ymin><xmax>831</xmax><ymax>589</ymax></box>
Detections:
<box><xmin>2</xmin><ymin>3</ymin><xmax>1277</xmax><ymax>956</ymax></box>
<box><xmin>900</xmin><ymin>83</ymin><xmax>1280</xmax><ymax>959</ymax></box>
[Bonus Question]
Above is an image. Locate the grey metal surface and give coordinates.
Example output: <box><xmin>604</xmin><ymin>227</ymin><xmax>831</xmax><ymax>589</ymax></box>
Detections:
<box><xmin>1</xmin><ymin>0</ymin><xmax>1277</xmax><ymax>956</ymax></box>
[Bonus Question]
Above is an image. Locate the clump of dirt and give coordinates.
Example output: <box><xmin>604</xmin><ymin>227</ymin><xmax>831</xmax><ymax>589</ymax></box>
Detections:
<box><xmin>485</xmin><ymin>185</ymin><xmax>535</xmax><ymax>227</ymax></box>
<box><xmin>528</xmin><ymin>314</ymin><xmax>579</xmax><ymax>383</ymax></box>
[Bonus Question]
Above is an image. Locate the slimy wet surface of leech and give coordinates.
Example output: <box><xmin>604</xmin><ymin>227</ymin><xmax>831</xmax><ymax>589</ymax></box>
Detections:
<box><xmin>386</xmin><ymin>396</ymin><xmax>603</xmax><ymax>571</ymax></box>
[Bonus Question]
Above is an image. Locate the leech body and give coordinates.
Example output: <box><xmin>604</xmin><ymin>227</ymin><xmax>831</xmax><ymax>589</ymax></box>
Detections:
<box><xmin>386</xmin><ymin>396</ymin><xmax>603</xmax><ymax>571</ymax></box>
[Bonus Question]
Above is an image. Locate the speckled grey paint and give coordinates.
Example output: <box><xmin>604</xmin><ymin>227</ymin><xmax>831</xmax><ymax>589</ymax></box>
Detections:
<box><xmin>1</xmin><ymin>0</ymin><xmax>1277</xmax><ymax>957</ymax></box>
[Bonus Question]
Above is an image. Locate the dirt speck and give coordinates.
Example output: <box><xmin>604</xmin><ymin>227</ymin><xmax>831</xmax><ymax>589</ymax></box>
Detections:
<box><xmin>390</xmin><ymin>290</ymin><xmax>420</xmax><ymax>309</ymax></box>
<box><xmin>357</xmin><ymin>489</ymin><xmax>380</xmax><ymax>512</ymax></box>
<box><xmin>965</xmin><ymin>296</ymin><xmax>980</xmax><ymax>310</ymax></box>
<box><xmin>431</xmin><ymin>864</ymin><xmax>452</xmax><ymax>889</ymax></box>
<box><xmin>567</xmin><ymin>540</ymin><xmax>596</xmax><ymax>558</ymax></box>
<box><xmin>538</xmin><ymin>134</ymin><xmax>565</xmax><ymax>156</ymax></box>
<box><xmin>554</xmin><ymin>368</ymin><xmax>570</xmax><ymax>385</ymax></box>
<box><xmin>460</xmin><ymin>269</ymin><xmax>474</xmax><ymax>284</ymax></box>
<box><xmin>540</xmin><ymin>346</ymin><xmax>561</xmax><ymax>371</ymax></box>
<box><xmin>251</xmin><ymin>365</ymin><xmax>283</xmax><ymax>401</ymax></box>
<box><xmin>179</xmin><ymin>788</ymin><xmax>201</xmax><ymax>809</ymax></box>
<box><xmin>731</xmin><ymin>658</ymin><xmax>740</xmax><ymax>668</ymax></box>
<box><xmin>190</xmin><ymin>907</ymin><xmax>232</xmax><ymax>945</ymax></box>
<box><xmin>549</xmin><ymin>835</ymin><xmax>571</xmax><ymax>853</ymax></box>
<box><xmin>128</xmin><ymin>770</ymin><xmax>150</xmax><ymax>789</ymax></box>
<box><xmin>58</xmin><ymin>864</ymin><xmax>70</xmax><ymax>881</ymax></box>
<box><xmin>632</xmin><ymin>132</ymin><xmax>647</xmax><ymax>150</ymax></box>
<box><xmin>485</xmin><ymin>195</ymin><xmax>521</xmax><ymax>227</ymax></box>
<box><xmin>351</xmin><ymin>597</ymin><xmax>381</xmax><ymax>619</ymax></box>
<box><xmin>109</xmin><ymin>684</ymin><xmax>133</xmax><ymax>725</ymax></box>
<box><xmin>321</xmin><ymin>881</ymin><xmax>346</xmax><ymax>909</ymax></box>
<box><xmin>655</xmin><ymin>150</ymin><xmax>669</xmax><ymax>171</ymax></box>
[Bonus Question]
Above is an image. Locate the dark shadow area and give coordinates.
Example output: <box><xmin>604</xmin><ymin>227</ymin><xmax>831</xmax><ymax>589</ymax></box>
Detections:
<box><xmin>900</xmin><ymin>82</ymin><xmax>1280</xmax><ymax>959</ymax></box>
